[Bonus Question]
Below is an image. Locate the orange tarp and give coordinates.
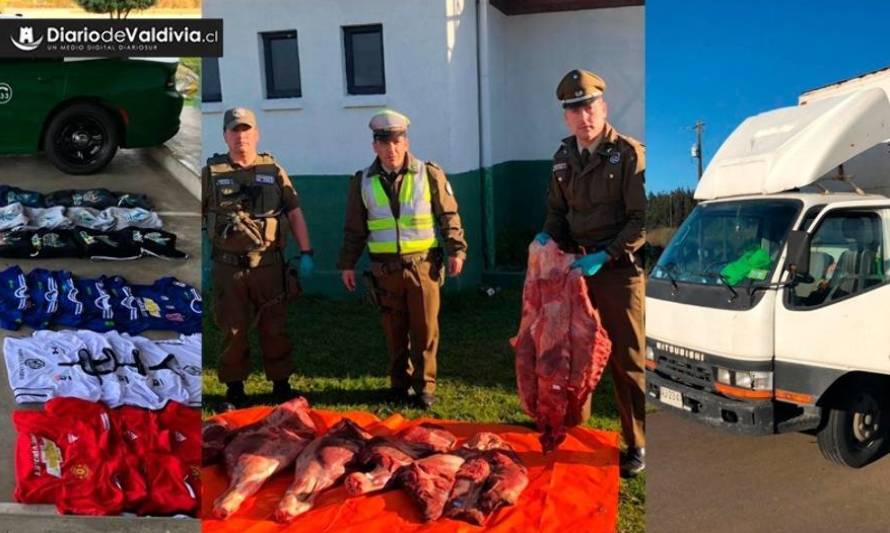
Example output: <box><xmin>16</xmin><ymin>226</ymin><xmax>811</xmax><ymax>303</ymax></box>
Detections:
<box><xmin>201</xmin><ymin>408</ymin><xmax>619</xmax><ymax>533</ymax></box>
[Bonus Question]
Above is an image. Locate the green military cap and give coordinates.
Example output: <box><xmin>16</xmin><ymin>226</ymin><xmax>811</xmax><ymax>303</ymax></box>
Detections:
<box><xmin>369</xmin><ymin>109</ymin><xmax>410</xmax><ymax>140</ymax></box>
<box><xmin>556</xmin><ymin>69</ymin><xmax>606</xmax><ymax>108</ymax></box>
<box><xmin>223</xmin><ymin>107</ymin><xmax>257</xmax><ymax>131</ymax></box>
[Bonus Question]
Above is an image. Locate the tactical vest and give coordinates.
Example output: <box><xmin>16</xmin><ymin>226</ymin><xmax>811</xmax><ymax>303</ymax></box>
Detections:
<box><xmin>360</xmin><ymin>159</ymin><xmax>438</xmax><ymax>254</ymax></box>
<box><xmin>205</xmin><ymin>153</ymin><xmax>284</xmax><ymax>254</ymax></box>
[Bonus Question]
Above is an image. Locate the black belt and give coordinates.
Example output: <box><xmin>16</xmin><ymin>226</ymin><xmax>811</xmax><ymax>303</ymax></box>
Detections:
<box><xmin>369</xmin><ymin>249</ymin><xmax>441</xmax><ymax>276</ymax></box>
<box><xmin>212</xmin><ymin>248</ymin><xmax>282</xmax><ymax>268</ymax></box>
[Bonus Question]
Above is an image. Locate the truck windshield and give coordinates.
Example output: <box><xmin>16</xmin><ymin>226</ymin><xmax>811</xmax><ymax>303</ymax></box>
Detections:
<box><xmin>651</xmin><ymin>199</ymin><xmax>801</xmax><ymax>287</ymax></box>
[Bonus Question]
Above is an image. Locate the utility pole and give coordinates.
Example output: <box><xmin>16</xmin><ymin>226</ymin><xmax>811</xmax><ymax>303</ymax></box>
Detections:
<box><xmin>692</xmin><ymin>120</ymin><xmax>705</xmax><ymax>180</ymax></box>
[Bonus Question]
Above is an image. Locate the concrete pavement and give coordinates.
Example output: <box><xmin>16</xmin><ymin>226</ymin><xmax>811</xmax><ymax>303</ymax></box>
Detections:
<box><xmin>646</xmin><ymin>409</ymin><xmax>890</xmax><ymax>533</ymax></box>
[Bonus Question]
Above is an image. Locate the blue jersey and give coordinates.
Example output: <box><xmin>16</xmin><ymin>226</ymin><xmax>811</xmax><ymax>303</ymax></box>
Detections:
<box><xmin>76</xmin><ymin>277</ymin><xmax>117</xmax><ymax>332</ymax></box>
<box><xmin>104</xmin><ymin>275</ymin><xmax>144</xmax><ymax>334</ymax></box>
<box><xmin>22</xmin><ymin>269</ymin><xmax>59</xmax><ymax>330</ymax></box>
<box><xmin>0</xmin><ymin>265</ymin><xmax>28</xmax><ymax>330</ymax></box>
<box><xmin>56</xmin><ymin>270</ymin><xmax>86</xmax><ymax>328</ymax></box>
<box><xmin>127</xmin><ymin>277</ymin><xmax>202</xmax><ymax>334</ymax></box>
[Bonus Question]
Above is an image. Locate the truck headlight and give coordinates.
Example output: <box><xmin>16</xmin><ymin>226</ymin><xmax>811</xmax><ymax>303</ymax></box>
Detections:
<box><xmin>733</xmin><ymin>370</ymin><xmax>772</xmax><ymax>390</ymax></box>
<box><xmin>716</xmin><ymin>367</ymin><xmax>732</xmax><ymax>385</ymax></box>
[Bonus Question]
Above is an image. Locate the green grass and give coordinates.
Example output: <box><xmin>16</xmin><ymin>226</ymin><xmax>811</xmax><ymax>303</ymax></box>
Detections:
<box><xmin>203</xmin><ymin>288</ymin><xmax>645</xmax><ymax>532</ymax></box>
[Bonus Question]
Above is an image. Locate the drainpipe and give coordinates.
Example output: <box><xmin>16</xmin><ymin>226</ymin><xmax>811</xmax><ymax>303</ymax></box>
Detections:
<box><xmin>476</xmin><ymin>0</ymin><xmax>495</xmax><ymax>271</ymax></box>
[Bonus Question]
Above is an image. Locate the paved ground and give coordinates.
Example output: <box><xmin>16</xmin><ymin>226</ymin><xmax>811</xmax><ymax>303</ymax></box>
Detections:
<box><xmin>0</xmin><ymin>148</ymin><xmax>200</xmax><ymax>532</ymax></box>
<box><xmin>646</xmin><ymin>409</ymin><xmax>890</xmax><ymax>533</ymax></box>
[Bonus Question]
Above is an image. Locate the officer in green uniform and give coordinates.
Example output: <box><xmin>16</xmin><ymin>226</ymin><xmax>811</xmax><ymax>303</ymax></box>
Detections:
<box><xmin>338</xmin><ymin>109</ymin><xmax>468</xmax><ymax>409</ymax></box>
<box><xmin>535</xmin><ymin>70</ymin><xmax>647</xmax><ymax>477</ymax></box>
<box><xmin>202</xmin><ymin>107</ymin><xmax>315</xmax><ymax>406</ymax></box>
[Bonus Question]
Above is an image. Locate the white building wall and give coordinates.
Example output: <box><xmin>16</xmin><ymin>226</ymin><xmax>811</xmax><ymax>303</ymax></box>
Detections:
<box><xmin>486</xmin><ymin>5</ymin><xmax>645</xmax><ymax>164</ymax></box>
<box><xmin>202</xmin><ymin>1</ymin><xmax>643</xmax><ymax>173</ymax></box>
<box><xmin>202</xmin><ymin>0</ymin><xmax>480</xmax><ymax>175</ymax></box>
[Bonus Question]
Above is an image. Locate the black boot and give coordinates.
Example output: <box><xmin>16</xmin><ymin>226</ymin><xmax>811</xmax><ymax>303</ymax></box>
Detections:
<box><xmin>416</xmin><ymin>392</ymin><xmax>436</xmax><ymax>410</ymax></box>
<box><xmin>620</xmin><ymin>447</ymin><xmax>646</xmax><ymax>478</ymax></box>
<box><xmin>224</xmin><ymin>381</ymin><xmax>247</xmax><ymax>410</ymax></box>
<box><xmin>272</xmin><ymin>379</ymin><xmax>294</xmax><ymax>403</ymax></box>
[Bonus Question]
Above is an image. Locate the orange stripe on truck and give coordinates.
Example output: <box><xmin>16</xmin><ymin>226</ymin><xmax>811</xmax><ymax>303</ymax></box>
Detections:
<box><xmin>775</xmin><ymin>389</ymin><xmax>814</xmax><ymax>405</ymax></box>
<box><xmin>715</xmin><ymin>382</ymin><xmax>774</xmax><ymax>400</ymax></box>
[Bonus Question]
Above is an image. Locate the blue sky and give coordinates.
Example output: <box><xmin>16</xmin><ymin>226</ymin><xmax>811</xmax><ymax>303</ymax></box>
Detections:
<box><xmin>647</xmin><ymin>0</ymin><xmax>890</xmax><ymax>192</ymax></box>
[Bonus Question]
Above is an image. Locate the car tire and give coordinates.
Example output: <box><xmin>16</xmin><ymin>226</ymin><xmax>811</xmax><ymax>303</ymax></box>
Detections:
<box><xmin>43</xmin><ymin>103</ymin><xmax>119</xmax><ymax>175</ymax></box>
<box><xmin>817</xmin><ymin>381</ymin><xmax>888</xmax><ymax>468</ymax></box>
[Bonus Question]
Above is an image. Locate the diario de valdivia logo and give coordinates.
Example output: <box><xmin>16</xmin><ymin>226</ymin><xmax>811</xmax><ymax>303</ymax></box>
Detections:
<box><xmin>0</xmin><ymin>19</ymin><xmax>223</xmax><ymax>58</ymax></box>
<box><xmin>10</xmin><ymin>26</ymin><xmax>43</xmax><ymax>52</ymax></box>
<box><xmin>0</xmin><ymin>83</ymin><xmax>11</xmax><ymax>105</ymax></box>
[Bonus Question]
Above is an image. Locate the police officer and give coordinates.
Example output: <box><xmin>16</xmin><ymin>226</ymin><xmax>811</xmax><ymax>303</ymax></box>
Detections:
<box><xmin>202</xmin><ymin>107</ymin><xmax>315</xmax><ymax>406</ymax></box>
<box><xmin>338</xmin><ymin>109</ymin><xmax>467</xmax><ymax>409</ymax></box>
<box><xmin>535</xmin><ymin>70</ymin><xmax>647</xmax><ymax>477</ymax></box>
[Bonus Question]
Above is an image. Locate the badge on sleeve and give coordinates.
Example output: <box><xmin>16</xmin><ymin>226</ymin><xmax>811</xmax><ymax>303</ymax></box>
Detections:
<box><xmin>446</xmin><ymin>182</ymin><xmax>455</xmax><ymax>196</ymax></box>
<box><xmin>609</xmin><ymin>152</ymin><xmax>621</xmax><ymax>165</ymax></box>
<box><xmin>553</xmin><ymin>162</ymin><xmax>567</xmax><ymax>172</ymax></box>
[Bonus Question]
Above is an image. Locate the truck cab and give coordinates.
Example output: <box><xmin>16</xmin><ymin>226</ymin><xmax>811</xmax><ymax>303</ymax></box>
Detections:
<box><xmin>646</xmin><ymin>79</ymin><xmax>890</xmax><ymax>468</ymax></box>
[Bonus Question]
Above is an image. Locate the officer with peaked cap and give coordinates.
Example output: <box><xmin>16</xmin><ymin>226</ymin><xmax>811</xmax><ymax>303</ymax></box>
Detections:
<box><xmin>338</xmin><ymin>108</ymin><xmax>468</xmax><ymax>409</ymax></box>
<box><xmin>534</xmin><ymin>69</ymin><xmax>647</xmax><ymax>477</ymax></box>
<box><xmin>202</xmin><ymin>106</ymin><xmax>316</xmax><ymax>407</ymax></box>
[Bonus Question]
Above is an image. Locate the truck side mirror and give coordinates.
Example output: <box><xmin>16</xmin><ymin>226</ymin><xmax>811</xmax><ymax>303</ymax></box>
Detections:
<box><xmin>785</xmin><ymin>230</ymin><xmax>811</xmax><ymax>277</ymax></box>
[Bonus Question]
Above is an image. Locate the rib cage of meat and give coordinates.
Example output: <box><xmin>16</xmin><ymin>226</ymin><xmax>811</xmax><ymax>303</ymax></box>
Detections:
<box><xmin>344</xmin><ymin>423</ymin><xmax>457</xmax><ymax>496</ymax></box>
<box><xmin>511</xmin><ymin>240</ymin><xmax>612</xmax><ymax>452</ymax></box>
<box><xmin>273</xmin><ymin>418</ymin><xmax>372</xmax><ymax>523</ymax></box>
<box><xmin>211</xmin><ymin>397</ymin><xmax>317</xmax><ymax>519</ymax></box>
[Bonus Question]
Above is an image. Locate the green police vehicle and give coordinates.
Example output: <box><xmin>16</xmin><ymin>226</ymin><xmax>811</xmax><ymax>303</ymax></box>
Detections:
<box><xmin>0</xmin><ymin>57</ymin><xmax>183</xmax><ymax>174</ymax></box>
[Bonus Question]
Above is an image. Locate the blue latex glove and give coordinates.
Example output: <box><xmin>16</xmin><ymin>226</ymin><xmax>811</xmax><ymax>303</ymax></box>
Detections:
<box><xmin>299</xmin><ymin>254</ymin><xmax>315</xmax><ymax>279</ymax></box>
<box><xmin>571</xmin><ymin>251</ymin><xmax>609</xmax><ymax>277</ymax></box>
<box><xmin>533</xmin><ymin>232</ymin><xmax>551</xmax><ymax>245</ymax></box>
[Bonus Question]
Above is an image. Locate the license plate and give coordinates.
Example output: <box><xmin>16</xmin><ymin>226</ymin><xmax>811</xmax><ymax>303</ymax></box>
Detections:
<box><xmin>660</xmin><ymin>386</ymin><xmax>684</xmax><ymax>410</ymax></box>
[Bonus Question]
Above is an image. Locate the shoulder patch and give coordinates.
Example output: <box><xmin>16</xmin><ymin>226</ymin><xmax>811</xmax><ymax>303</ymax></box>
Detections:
<box><xmin>553</xmin><ymin>162</ymin><xmax>568</xmax><ymax>172</ymax></box>
<box><xmin>445</xmin><ymin>181</ymin><xmax>454</xmax><ymax>196</ymax></box>
<box><xmin>206</xmin><ymin>153</ymin><xmax>227</xmax><ymax>165</ymax></box>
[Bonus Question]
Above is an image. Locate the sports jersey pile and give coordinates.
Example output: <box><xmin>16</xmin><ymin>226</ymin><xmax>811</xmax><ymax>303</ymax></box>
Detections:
<box><xmin>0</xmin><ymin>266</ymin><xmax>201</xmax><ymax>333</ymax></box>
<box><xmin>0</xmin><ymin>202</ymin><xmax>162</xmax><ymax>231</ymax></box>
<box><xmin>0</xmin><ymin>186</ymin><xmax>153</xmax><ymax>210</ymax></box>
<box><xmin>0</xmin><ymin>186</ymin><xmax>187</xmax><ymax>260</ymax></box>
<box><xmin>4</xmin><ymin>330</ymin><xmax>201</xmax><ymax>408</ymax></box>
<box><xmin>13</xmin><ymin>396</ymin><xmax>199</xmax><ymax>516</ymax></box>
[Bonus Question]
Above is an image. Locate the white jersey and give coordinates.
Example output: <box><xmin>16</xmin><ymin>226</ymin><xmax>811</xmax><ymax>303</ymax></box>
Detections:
<box><xmin>155</xmin><ymin>334</ymin><xmax>202</xmax><ymax>407</ymax></box>
<box><xmin>0</xmin><ymin>202</ymin><xmax>28</xmax><ymax>230</ymax></box>
<box><xmin>4</xmin><ymin>331</ymin><xmax>101</xmax><ymax>404</ymax></box>
<box><xmin>122</xmin><ymin>333</ymin><xmax>190</xmax><ymax>408</ymax></box>
<box><xmin>66</xmin><ymin>207</ymin><xmax>115</xmax><ymax>231</ymax></box>
<box><xmin>106</xmin><ymin>207</ymin><xmax>163</xmax><ymax>230</ymax></box>
<box><xmin>24</xmin><ymin>206</ymin><xmax>70</xmax><ymax>230</ymax></box>
<box><xmin>103</xmin><ymin>330</ymin><xmax>165</xmax><ymax>409</ymax></box>
<box><xmin>68</xmin><ymin>330</ymin><xmax>122</xmax><ymax>406</ymax></box>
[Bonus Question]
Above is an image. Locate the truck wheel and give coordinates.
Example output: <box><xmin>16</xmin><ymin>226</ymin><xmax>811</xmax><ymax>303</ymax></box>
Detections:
<box><xmin>817</xmin><ymin>382</ymin><xmax>887</xmax><ymax>468</ymax></box>
<box><xmin>43</xmin><ymin>103</ymin><xmax>119</xmax><ymax>175</ymax></box>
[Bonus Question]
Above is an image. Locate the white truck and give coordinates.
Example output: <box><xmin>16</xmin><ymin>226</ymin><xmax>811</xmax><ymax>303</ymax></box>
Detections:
<box><xmin>646</xmin><ymin>68</ymin><xmax>890</xmax><ymax>468</ymax></box>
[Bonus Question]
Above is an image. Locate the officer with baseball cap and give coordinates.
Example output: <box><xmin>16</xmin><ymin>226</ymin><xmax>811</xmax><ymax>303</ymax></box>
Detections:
<box><xmin>338</xmin><ymin>109</ymin><xmax>468</xmax><ymax>409</ymax></box>
<box><xmin>202</xmin><ymin>106</ymin><xmax>316</xmax><ymax>407</ymax></box>
<box><xmin>534</xmin><ymin>70</ymin><xmax>647</xmax><ymax>477</ymax></box>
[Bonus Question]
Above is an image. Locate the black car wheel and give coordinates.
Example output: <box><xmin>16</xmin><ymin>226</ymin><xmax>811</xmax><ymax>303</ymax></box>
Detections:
<box><xmin>43</xmin><ymin>103</ymin><xmax>119</xmax><ymax>175</ymax></box>
<box><xmin>818</xmin><ymin>381</ymin><xmax>888</xmax><ymax>468</ymax></box>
